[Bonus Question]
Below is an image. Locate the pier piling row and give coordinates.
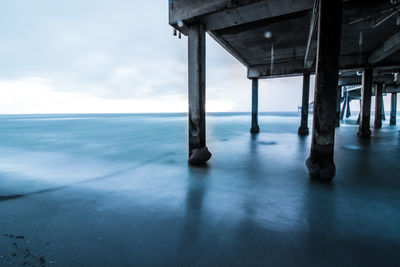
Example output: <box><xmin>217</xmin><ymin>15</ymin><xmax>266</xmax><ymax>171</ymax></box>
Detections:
<box><xmin>169</xmin><ymin>0</ymin><xmax>400</xmax><ymax>180</ymax></box>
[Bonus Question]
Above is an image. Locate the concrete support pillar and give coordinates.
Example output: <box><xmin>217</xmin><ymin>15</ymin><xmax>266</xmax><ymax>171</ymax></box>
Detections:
<box><xmin>374</xmin><ymin>83</ymin><xmax>383</xmax><ymax>129</ymax></box>
<box><xmin>306</xmin><ymin>0</ymin><xmax>342</xmax><ymax>181</ymax></box>
<box><xmin>382</xmin><ymin>96</ymin><xmax>386</xmax><ymax>120</ymax></box>
<box><xmin>187</xmin><ymin>24</ymin><xmax>211</xmax><ymax>164</ymax></box>
<box><xmin>358</xmin><ymin>68</ymin><xmax>373</xmax><ymax>137</ymax></box>
<box><xmin>335</xmin><ymin>86</ymin><xmax>341</xmax><ymax>127</ymax></box>
<box><xmin>346</xmin><ymin>96</ymin><xmax>351</xmax><ymax>118</ymax></box>
<box><xmin>298</xmin><ymin>73</ymin><xmax>310</xmax><ymax>135</ymax></box>
<box><xmin>250</xmin><ymin>78</ymin><xmax>260</xmax><ymax>133</ymax></box>
<box><xmin>340</xmin><ymin>91</ymin><xmax>347</xmax><ymax>120</ymax></box>
<box><xmin>390</xmin><ymin>93</ymin><xmax>397</xmax><ymax>125</ymax></box>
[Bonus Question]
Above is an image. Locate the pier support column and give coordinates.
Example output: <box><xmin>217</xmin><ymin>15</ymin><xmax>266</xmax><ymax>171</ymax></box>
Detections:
<box><xmin>335</xmin><ymin>86</ymin><xmax>341</xmax><ymax>127</ymax></box>
<box><xmin>250</xmin><ymin>78</ymin><xmax>260</xmax><ymax>133</ymax></box>
<box><xmin>187</xmin><ymin>24</ymin><xmax>211</xmax><ymax>164</ymax></box>
<box><xmin>306</xmin><ymin>0</ymin><xmax>342</xmax><ymax>181</ymax></box>
<box><xmin>298</xmin><ymin>73</ymin><xmax>310</xmax><ymax>135</ymax></box>
<box><xmin>358</xmin><ymin>69</ymin><xmax>373</xmax><ymax>137</ymax></box>
<box><xmin>382</xmin><ymin>97</ymin><xmax>386</xmax><ymax>120</ymax></box>
<box><xmin>374</xmin><ymin>83</ymin><xmax>383</xmax><ymax>128</ymax></box>
<box><xmin>346</xmin><ymin>96</ymin><xmax>351</xmax><ymax>118</ymax></box>
<box><xmin>356</xmin><ymin>100</ymin><xmax>361</xmax><ymax>124</ymax></box>
<box><xmin>390</xmin><ymin>93</ymin><xmax>397</xmax><ymax>125</ymax></box>
<box><xmin>340</xmin><ymin>91</ymin><xmax>347</xmax><ymax>120</ymax></box>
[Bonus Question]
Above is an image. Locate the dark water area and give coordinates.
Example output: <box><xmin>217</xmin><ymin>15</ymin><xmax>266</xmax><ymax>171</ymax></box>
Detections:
<box><xmin>0</xmin><ymin>113</ymin><xmax>399</xmax><ymax>266</ymax></box>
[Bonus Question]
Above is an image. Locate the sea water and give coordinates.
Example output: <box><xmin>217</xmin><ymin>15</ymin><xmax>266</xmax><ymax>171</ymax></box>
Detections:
<box><xmin>0</xmin><ymin>112</ymin><xmax>399</xmax><ymax>266</ymax></box>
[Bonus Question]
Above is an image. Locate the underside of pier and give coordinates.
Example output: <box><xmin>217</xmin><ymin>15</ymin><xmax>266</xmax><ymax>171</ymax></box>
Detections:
<box><xmin>169</xmin><ymin>0</ymin><xmax>400</xmax><ymax>180</ymax></box>
<box><xmin>170</xmin><ymin>0</ymin><xmax>400</xmax><ymax>78</ymax></box>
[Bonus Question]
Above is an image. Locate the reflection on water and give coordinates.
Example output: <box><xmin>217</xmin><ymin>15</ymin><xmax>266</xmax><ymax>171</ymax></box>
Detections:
<box><xmin>0</xmin><ymin>113</ymin><xmax>399</xmax><ymax>265</ymax></box>
<box><xmin>178</xmin><ymin>166</ymin><xmax>209</xmax><ymax>262</ymax></box>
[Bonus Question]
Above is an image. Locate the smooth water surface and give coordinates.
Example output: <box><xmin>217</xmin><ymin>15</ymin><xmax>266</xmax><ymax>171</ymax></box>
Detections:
<box><xmin>0</xmin><ymin>113</ymin><xmax>399</xmax><ymax>266</ymax></box>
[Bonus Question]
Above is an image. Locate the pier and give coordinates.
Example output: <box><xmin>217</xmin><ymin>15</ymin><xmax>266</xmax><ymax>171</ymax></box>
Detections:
<box><xmin>2</xmin><ymin>2</ymin><xmax>400</xmax><ymax>265</ymax></box>
<box><xmin>169</xmin><ymin>0</ymin><xmax>400</xmax><ymax>181</ymax></box>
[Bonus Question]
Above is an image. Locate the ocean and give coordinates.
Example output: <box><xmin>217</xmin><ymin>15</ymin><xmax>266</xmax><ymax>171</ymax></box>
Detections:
<box><xmin>0</xmin><ymin>112</ymin><xmax>399</xmax><ymax>266</ymax></box>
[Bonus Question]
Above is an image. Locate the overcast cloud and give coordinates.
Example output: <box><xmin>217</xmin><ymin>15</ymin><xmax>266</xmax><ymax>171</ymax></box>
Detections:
<box><xmin>0</xmin><ymin>0</ymin><xmax>317</xmax><ymax>113</ymax></box>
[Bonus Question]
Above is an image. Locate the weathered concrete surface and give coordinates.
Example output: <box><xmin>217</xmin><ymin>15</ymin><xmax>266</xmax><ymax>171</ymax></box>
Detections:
<box><xmin>335</xmin><ymin>86</ymin><xmax>341</xmax><ymax>127</ymax></box>
<box><xmin>188</xmin><ymin>24</ymin><xmax>210</xmax><ymax>164</ymax></box>
<box><xmin>358</xmin><ymin>69</ymin><xmax>373</xmax><ymax>137</ymax></box>
<box><xmin>298</xmin><ymin>73</ymin><xmax>310</xmax><ymax>135</ymax></box>
<box><xmin>250</xmin><ymin>78</ymin><xmax>260</xmax><ymax>133</ymax></box>
<box><xmin>306</xmin><ymin>0</ymin><xmax>342</xmax><ymax>181</ymax></box>
<box><xmin>188</xmin><ymin>146</ymin><xmax>212</xmax><ymax>164</ymax></box>
<box><xmin>374</xmin><ymin>83</ymin><xmax>383</xmax><ymax>129</ymax></box>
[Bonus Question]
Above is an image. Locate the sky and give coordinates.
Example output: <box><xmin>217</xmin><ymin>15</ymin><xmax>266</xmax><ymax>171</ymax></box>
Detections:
<box><xmin>0</xmin><ymin>1</ymin><xmax>393</xmax><ymax>114</ymax></box>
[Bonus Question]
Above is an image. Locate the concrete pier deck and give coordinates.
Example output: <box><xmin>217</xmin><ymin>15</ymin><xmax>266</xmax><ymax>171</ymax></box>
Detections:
<box><xmin>170</xmin><ymin>0</ymin><xmax>400</xmax><ymax>79</ymax></box>
<box><xmin>0</xmin><ymin>113</ymin><xmax>399</xmax><ymax>266</ymax></box>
